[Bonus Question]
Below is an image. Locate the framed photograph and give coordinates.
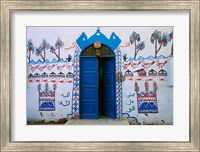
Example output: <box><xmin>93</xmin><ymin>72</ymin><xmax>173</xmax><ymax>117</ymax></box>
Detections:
<box><xmin>1</xmin><ymin>0</ymin><xmax>199</xmax><ymax>151</ymax></box>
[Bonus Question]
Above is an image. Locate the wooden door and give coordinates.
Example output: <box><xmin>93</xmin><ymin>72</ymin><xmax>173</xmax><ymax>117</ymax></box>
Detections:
<box><xmin>101</xmin><ymin>57</ymin><xmax>116</xmax><ymax>118</ymax></box>
<box><xmin>80</xmin><ymin>57</ymin><xmax>98</xmax><ymax>119</ymax></box>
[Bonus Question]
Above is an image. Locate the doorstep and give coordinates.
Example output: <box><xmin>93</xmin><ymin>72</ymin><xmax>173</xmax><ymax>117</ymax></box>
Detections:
<box><xmin>65</xmin><ymin>117</ymin><xmax>130</xmax><ymax>125</ymax></box>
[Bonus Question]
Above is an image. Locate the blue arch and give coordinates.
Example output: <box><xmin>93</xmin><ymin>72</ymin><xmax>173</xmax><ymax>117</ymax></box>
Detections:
<box><xmin>76</xmin><ymin>29</ymin><xmax>121</xmax><ymax>52</ymax></box>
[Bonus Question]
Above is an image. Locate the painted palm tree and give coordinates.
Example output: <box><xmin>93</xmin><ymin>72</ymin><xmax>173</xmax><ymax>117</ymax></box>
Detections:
<box><xmin>39</xmin><ymin>39</ymin><xmax>50</xmax><ymax>62</ymax></box>
<box><xmin>136</xmin><ymin>41</ymin><xmax>145</xmax><ymax>57</ymax></box>
<box><xmin>26</xmin><ymin>39</ymin><xmax>34</xmax><ymax>63</ymax></box>
<box><xmin>168</xmin><ymin>31</ymin><xmax>173</xmax><ymax>56</ymax></box>
<box><xmin>150</xmin><ymin>30</ymin><xmax>169</xmax><ymax>58</ymax></box>
<box><xmin>50</xmin><ymin>38</ymin><xmax>64</xmax><ymax>61</ymax></box>
<box><xmin>134</xmin><ymin>81</ymin><xmax>139</xmax><ymax>93</ymax></box>
<box><xmin>129</xmin><ymin>31</ymin><xmax>141</xmax><ymax>60</ymax></box>
<box><xmin>50</xmin><ymin>46</ymin><xmax>58</xmax><ymax>59</ymax></box>
<box><xmin>55</xmin><ymin>38</ymin><xmax>64</xmax><ymax>59</ymax></box>
<box><xmin>35</xmin><ymin>46</ymin><xmax>45</xmax><ymax>61</ymax></box>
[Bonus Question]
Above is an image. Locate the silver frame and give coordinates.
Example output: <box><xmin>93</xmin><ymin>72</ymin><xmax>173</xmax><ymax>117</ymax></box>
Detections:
<box><xmin>0</xmin><ymin>0</ymin><xmax>199</xmax><ymax>151</ymax></box>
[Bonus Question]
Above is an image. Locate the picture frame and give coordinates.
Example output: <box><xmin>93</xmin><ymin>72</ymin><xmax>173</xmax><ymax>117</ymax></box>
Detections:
<box><xmin>0</xmin><ymin>0</ymin><xmax>199</xmax><ymax>151</ymax></box>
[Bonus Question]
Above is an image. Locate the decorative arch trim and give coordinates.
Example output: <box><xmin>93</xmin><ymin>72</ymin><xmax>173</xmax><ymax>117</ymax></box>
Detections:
<box><xmin>76</xmin><ymin>29</ymin><xmax>121</xmax><ymax>52</ymax></box>
<box><xmin>72</xmin><ymin>29</ymin><xmax>123</xmax><ymax>119</ymax></box>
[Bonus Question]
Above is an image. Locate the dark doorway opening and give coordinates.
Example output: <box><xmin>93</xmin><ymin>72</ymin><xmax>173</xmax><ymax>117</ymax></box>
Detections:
<box><xmin>98</xmin><ymin>58</ymin><xmax>104</xmax><ymax>116</ymax></box>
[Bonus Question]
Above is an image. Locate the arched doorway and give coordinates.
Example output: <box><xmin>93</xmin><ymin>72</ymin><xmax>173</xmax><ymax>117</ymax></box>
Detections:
<box><xmin>71</xmin><ymin>29</ymin><xmax>122</xmax><ymax>119</ymax></box>
<box><xmin>80</xmin><ymin>44</ymin><xmax>116</xmax><ymax>119</ymax></box>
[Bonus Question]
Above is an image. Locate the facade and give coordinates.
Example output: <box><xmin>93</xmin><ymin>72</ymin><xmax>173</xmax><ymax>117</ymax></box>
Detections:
<box><xmin>27</xmin><ymin>27</ymin><xmax>173</xmax><ymax>125</ymax></box>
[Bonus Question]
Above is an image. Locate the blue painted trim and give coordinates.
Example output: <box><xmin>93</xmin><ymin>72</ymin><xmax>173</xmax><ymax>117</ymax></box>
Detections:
<box><xmin>71</xmin><ymin>48</ymin><xmax>80</xmax><ymax>118</ymax></box>
<box><xmin>66</xmin><ymin>113</ymin><xmax>73</xmax><ymax>119</ymax></box>
<box><xmin>122</xmin><ymin>113</ymin><xmax>139</xmax><ymax>124</ymax></box>
<box><xmin>76</xmin><ymin>29</ymin><xmax>121</xmax><ymax>53</ymax></box>
<box><xmin>115</xmin><ymin>48</ymin><xmax>123</xmax><ymax>119</ymax></box>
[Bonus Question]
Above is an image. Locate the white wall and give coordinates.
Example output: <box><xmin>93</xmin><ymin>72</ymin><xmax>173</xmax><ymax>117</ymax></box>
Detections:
<box><xmin>27</xmin><ymin>26</ymin><xmax>173</xmax><ymax>124</ymax></box>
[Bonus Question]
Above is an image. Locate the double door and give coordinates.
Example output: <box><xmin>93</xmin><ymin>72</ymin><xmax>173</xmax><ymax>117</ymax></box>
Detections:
<box><xmin>80</xmin><ymin>57</ymin><xmax>115</xmax><ymax>119</ymax></box>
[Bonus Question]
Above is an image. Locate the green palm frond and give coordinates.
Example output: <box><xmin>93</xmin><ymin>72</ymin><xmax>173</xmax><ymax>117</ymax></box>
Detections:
<box><xmin>168</xmin><ymin>31</ymin><xmax>173</xmax><ymax>41</ymax></box>
<box><xmin>129</xmin><ymin>31</ymin><xmax>140</xmax><ymax>44</ymax></box>
<box><xmin>50</xmin><ymin>46</ymin><xmax>56</xmax><ymax>53</ymax></box>
<box><xmin>150</xmin><ymin>30</ymin><xmax>161</xmax><ymax>44</ymax></box>
<box><xmin>137</xmin><ymin>41</ymin><xmax>145</xmax><ymax>51</ymax></box>
<box><xmin>55</xmin><ymin>38</ymin><xmax>64</xmax><ymax>49</ymax></box>
<box><xmin>27</xmin><ymin>39</ymin><xmax>34</xmax><ymax>53</ymax></box>
<box><xmin>40</xmin><ymin>39</ymin><xmax>50</xmax><ymax>50</ymax></box>
<box><xmin>35</xmin><ymin>46</ymin><xmax>43</xmax><ymax>56</ymax></box>
<box><xmin>158</xmin><ymin>32</ymin><xmax>169</xmax><ymax>46</ymax></box>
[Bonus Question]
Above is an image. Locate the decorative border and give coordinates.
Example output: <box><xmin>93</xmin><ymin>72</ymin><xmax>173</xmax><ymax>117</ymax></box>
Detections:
<box><xmin>115</xmin><ymin>48</ymin><xmax>123</xmax><ymax>118</ymax></box>
<box><xmin>77</xmin><ymin>29</ymin><xmax>121</xmax><ymax>51</ymax></box>
<box><xmin>71</xmin><ymin>47</ymin><xmax>80</xmax><ymax>118</ymax></box>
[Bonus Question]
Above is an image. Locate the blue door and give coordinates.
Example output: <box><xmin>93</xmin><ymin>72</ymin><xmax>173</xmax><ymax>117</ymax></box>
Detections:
<box><xmin>102</xmin><ymin>57</ymin><xmax>115</xmax><ymax>118</ymax></box>
<box><xmin>80</xmin><ymin>57</ymin><xmax>98</xmax><ymax>119</ymax></box>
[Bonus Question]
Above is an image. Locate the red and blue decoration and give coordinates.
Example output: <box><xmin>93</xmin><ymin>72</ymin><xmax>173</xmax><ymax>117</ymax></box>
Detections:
<box><xmin>135</xmin><ymin>81</ymin><xmax>158</xmax><ymax>113</ymax></box>
<box><xmin>115</xmin><ymin>48</ymin><xmax>123</xmax><ymax>119</ymax></box>
<box><xmin>137</xmin><ymin>91</ymin><xmax>158</xmax><ymax>113</ymax></box>
<box><xmin>38</xmin><ymin>83</ymin><xmax>56</xmax><ymax>111</ymax></box>
<box><xmin>71</xmin><ymin>47</ymin><xmax>80</xmax><ymax>118</ymax></box>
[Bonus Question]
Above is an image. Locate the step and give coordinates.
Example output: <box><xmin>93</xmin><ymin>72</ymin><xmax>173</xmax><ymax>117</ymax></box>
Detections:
<box><xmin>65</xmin><ymin>117</ymin><xmax>129</xmax><ymax>125</ymax></box>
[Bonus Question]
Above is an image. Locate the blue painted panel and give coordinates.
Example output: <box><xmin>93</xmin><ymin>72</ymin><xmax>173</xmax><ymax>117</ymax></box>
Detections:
<box><xmin>102</xmin><ymin>57</ymin><xmax>115</xmax><ymax>118</ymax></box>
<box><xmin>83</xmin><ymin>103</ymin><xmax>96</xmax><ymax>113</ymax></box>
<box><xmin>82</xmin><ymin>61</ymin><xmax>96</xmax><ymax>71</ymax></box>
<box><xmin>104</xmin><ymin>102</ymin><xmax>113</xmax><ymax>113</ymax></box>
<box><xmin>103</xmin><ymin>75</ymin><xmax>113</xmax><ymax>85</ymax></box>
<box><xmin>103</xmin><ymin>88</ymin><xmax>113</xmax><ymax>99</ymax></box>
<box><xmin>83</xmin><ymin>74</ymin><xmax>96</xmax><ymax>85</ymax></box>
<box><xmin>83</xmin><ymin>89</ymin><xmax>95</xmax><ymax>99</ymax></box>
<box><xmin>80</xmin><ymin>57</ymin><xmax>98</xmax><ymax>119</ymax></box>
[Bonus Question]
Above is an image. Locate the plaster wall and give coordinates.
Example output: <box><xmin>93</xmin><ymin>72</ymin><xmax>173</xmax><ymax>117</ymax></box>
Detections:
<box><xmin>27</xmin><ymin>27</ymin><xmax>173</xmax><ymax>124</ymax></box>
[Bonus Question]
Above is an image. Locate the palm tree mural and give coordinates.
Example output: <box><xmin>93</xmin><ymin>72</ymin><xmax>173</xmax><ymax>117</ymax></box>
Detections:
<box><xmin>50</xmin><ymin>38</ymin><xmax>64</xmax><ymax>61</ymax></box>
<box><xmin>26</xmin><ymin>39</ymin><xmax>34</xmax><ymax>63</ymax></box>
<box><xmin>35</xmin><ymin>46</ymin><xmax>45</xmax><ymax>62</ymax></box>
<box><xmin>150</xmin><ymin>30</ymin><xmax>169</xmax><ymax>58</ymax></box>
<box><xmin>129</xmin><ymin>31</ymin><xmax>145</xmax><ymax>60</ymax></box>
<box><xmin>50</xmin><ymin>46</ymin><xmax>57</xmax><ymax>59</ymax></box>
<box><xmin>36</xmin><ymin>39</ymin><xmax>50</xmax><ymax>62</ymax></box>
<box><xmin>168</xmin><ymin>31</ymin><xmax>173</xmax><ymax>56</ymax></box>
<box><xmin>136</xmin><ymin>41</ymin><xmax>145</xmax><ymax>56</ymax></box>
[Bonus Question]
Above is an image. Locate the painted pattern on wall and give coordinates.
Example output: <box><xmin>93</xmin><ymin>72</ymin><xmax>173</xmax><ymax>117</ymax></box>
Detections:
<box><xmin>71</xmin><ymin>47</ymin><xmax>80</xmax><ymax>118</ymax></box>
<box><xmin>27</xmin><ymin>27</ymin><xmax>173</xmax><ymax>125</ymax></box>
<box><xmin>37</xmin><ymin>83</ymin><xmax>56</xmax><ymax>111</ymax></box>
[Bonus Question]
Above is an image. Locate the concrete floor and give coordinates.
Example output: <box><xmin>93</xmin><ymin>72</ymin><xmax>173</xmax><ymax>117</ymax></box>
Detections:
<box><xmin>65</xmin><ymin>116</ymin><xmax>130</xmax><ymax>125</ymax></box>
